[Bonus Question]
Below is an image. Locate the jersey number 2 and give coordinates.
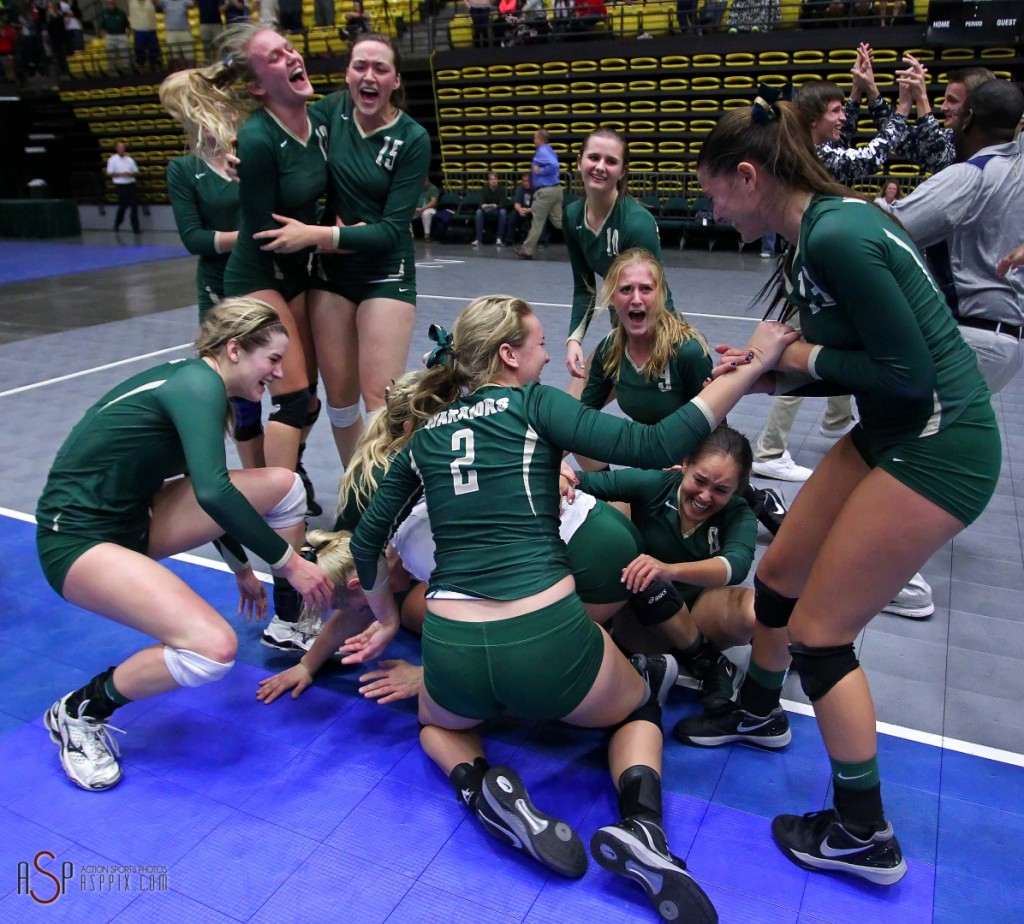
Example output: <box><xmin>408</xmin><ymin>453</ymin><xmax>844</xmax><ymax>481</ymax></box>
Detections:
<box><xmin>450</xmin><ymin>428</ymin><xmax>479</xmax><ymax>495</ymax></box>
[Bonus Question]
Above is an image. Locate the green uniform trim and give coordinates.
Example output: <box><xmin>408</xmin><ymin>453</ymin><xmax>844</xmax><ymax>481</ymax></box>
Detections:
<box><xmin>564</xmin><ymin>194</ymin><xmax>675</xmax><ymax>344</ymax></box>
<box><xmin>224</xmin><ymin>107</ymin><xmax>329</xmax><ymax>299</ymax></box>
<box><xmin>581</xmin><ymin>334</ymin><xmax>711</xmax><ymax>423</ymax></box>
<box><xmin>351</xmin><ymin>382</ymin><xmax>713</xmax><ymax>598</ymax></box>
<box><xmin>577</xmin><ymin>467</ymin><xmax>755</xmax><ymax>607</ymax></box>
<box><xmin>36</xmin><ymin>359</ymin><xmax>291</xmax><ymax>571</ymax></box>
<box><xmin>166</xmin><ymin>155</ymin><xmax>240</xmax><ymax>314</ymax></box>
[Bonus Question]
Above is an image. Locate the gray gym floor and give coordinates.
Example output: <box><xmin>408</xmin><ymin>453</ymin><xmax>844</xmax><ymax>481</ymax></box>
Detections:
<box><xmin>2</xmin><ymin>231</ymin><xmax>1022</xmax><ymax>762</ymax></box>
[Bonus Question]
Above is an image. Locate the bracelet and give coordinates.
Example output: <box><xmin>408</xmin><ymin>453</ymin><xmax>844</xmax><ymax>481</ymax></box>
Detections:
<box><xmin>332</xmin><ymin>226</ymin><xmax>341</xmax><ymax>250</ymax></box>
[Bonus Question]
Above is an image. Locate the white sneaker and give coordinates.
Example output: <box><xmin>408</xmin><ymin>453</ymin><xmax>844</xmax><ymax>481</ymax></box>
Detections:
<box><xmin>45</xmin><ymin>695</ymin><xmax>124</xmax><ymax>791</ymax></box>
<box><xmin>751</xmin><ymin>451</ymin><xmax>813</xmax><ymax>482</ymax></box>
<box><xmin>820</xmin><ymin>416</ymin><xmax>857</xmax><ymax>438</ymax></box>
<box><xmin>881</xmin><ymin>572</ymin><xmax>934</xmax><ymax>619</ymax></box>
<box><xmin>760</xmin><ymin>250</ymin><xmax>773</xmax><ymax>258</ymax></box>
<box><xmin>261</xmin><ymin>612</ymin><xmax>324</xmax><ymax>652</ymax></box>
<box><xmin>470</xmin><ymin>240</ymin><xmax>481</xmax><ymax>247</ymax></box>
<box><xmin>496</xmin><ymin>241</ymin><xmax>504</xmax><ymax>248</ymax></box>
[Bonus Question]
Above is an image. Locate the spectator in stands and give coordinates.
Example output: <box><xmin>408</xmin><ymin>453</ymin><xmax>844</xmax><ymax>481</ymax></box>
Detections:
<box><xmin>221</xmin><ymin>0</ymin><xmax>249</xmax><ymax>25</ymax></box>
<box><xmin>343</xmin><ymin>0</ymin><xmax>369</xmax><ymax>39</ymax></box>
<box><xmin>873</xmin><ymin>179</ymin><xmax>900</xmax><ymax>211</ymax></box>
<box><xmin>61</xmin><ymin>1</ymin><xmax>84</xmax><ymax>53</ymax></box>
<box><xmin>465</xmin><ymin>0</ymin><xmax>492</xmax><ymax>48</ymax></box>
<box><xmin>571</xmin><ymin>0</ymin><xmax>605</xmax><ymax>32</ymax></box>
<box><xmin>506</xmin><ymin>171</ymin><xmax>545</xmax><ymax>246</ymax></box>
<box><xmin>520</xmin><ymin>0</ymin><xmax>548</xmax><ymax>40</ymax></box>
<box><xmin>163</xmin><ymin>0</ymin><xmax>195</xmax><ymax>66</ymax></box>
<box><xmin>892</xmin><ymin>80</ymin><xmax>1024</xmax><ymax>394</ymax></box>
<box><xmin>314</xmin><ymin>0</ymin><xmax>334</xmax><ymax>27</ymax></box>
<box><xmin>515</xmin><ymin>128</ymin><xmax>562</xmax><ymax>260</ymax></box>
<box><xmin>44</xmin><ymin>0</ymin><xmax>68</xmax><ymax>74</ymax></box>
<box><xmin>128</xmin><ymin>0</ymin><xmax>160</xmax><ymax>72</ymax></box>
<box><xmin>197</xmin><ymin>0</ymin><xmax>223</xmax><ymax>59</ymax></box>
<box><xmin>877</xmin><ymin>0</ymin><xmax>904</xmax><ymax>26</ymax></box>
<box><xmin>277</xmin><ymin>0</ymin><xmax>301</xmax><ymax>31</ymax></box>
<box><xmin>414</xmin><ymin>175</ymin><xmax>438</xmax><ymax>240</ymax></box>
<box><xmin>255</xmin><ymin>0</ymin><xmax>278</xmax><ymax>24</ymax></box>
<box><xmin>471</xmin><ymin>172</ymin><xmax>508</xmax><ymax>248</ymax></box>
<box><xmin>727</xmin><ymin>0</ymin><xmax>779</xmax><ymax>33</ymax></box>
<box><xmin>99</xmin><ymin>0</ymin><xmax>130</xmax><ymax>74</ymax></box>
<box><xmin>0</xmin><ymin>14</ymin><xmax>16</xmax><ymax>82</ymax></box>
<box><xmin>107</xmin><ymin>139</ymin><xmax>140</xmax><ymax>234</ymax></box>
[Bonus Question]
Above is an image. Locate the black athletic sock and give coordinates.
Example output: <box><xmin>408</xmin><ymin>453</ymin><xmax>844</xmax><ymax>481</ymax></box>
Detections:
<box><xmin>738</xmin><ymin>662</ymin><xmax>784</xmax><ymax>716</ymax></box>
<box><xmin>64</xmin><ymin>667</ymin><xmax>129</xmax><ymax>722</ymax></box>
<box><xmin>449</xmin><ymin>757</ymin><xmax>490</xmax><ymax>810</ymax></box>
<box><xmin>617</xmin><ymin>765</ymin><xmax>664</xmax><ymax>828</ymax></box>
<box><xmin>272</xmin><ymin>576</ymin><xmax>302</xmax><ymax>623</ymax></box>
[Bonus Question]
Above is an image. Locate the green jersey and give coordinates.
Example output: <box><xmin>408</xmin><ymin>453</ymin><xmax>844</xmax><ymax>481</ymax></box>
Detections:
<box><xmin>167</xmin><ymin>155</ymin><xmax>240</xmax><ymax>314</ymax></box>
<box><xmin>311</xmin><ymin>91</ymin><xmax>430</xmax><ymax>284</ymax></box>
<box><xmin>351</xmin><ymin>382</ymin><xmax>713</xmax><ymax>599</ymax></box>
<box><xmin>783</xmin><ymin>196</ymin><xmax>990</xmax><ymax>444</ymax></box>
<box><xmin>36</xmin><ymin>360</ymin><xmax>291</xmax><ymax>567</ymax></box>
<box><xmin>224</xmin><ymin>107</ymin><xmax>329</xmax><ymax>297</ymax></box>
<box><xmin>564</xmin><ymin>194</ymin><xmax>675</xmax><ymax>344</ymax></box>
<box><xmin>581</xmin><ymin>334</ymin><xmax>712</xmax><ymax>424</ymax></box>
<box><xmin>577</xmin><ymin>468</ymin><xmax>756</xmax><ymax>607</ymax></box>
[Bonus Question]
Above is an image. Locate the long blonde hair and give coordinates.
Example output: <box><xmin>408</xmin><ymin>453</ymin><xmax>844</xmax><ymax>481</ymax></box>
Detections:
<box><xmin>301</xmin><ymin>529</ymin><xmax>356</xmax><ymax>620</ymax></box>
<box><xmin>408</xmin><ymin>296</ymin><xmax>534</xmax><ymax>423</ymax></box>
<box><xmin>158</xmin><ymin>23</ymin><xmax>278</xmax><ymax>161</ymax></box>
<box><xmin>194</xmin><ymin>296</ymin><xmax>287</xmax><ymax>357</ymax></box>
<box><xmin>597</xmin><ymin>248</ymin><xmax>708</xmax><ymax>382</ymax></box>
<box><xmin>338</xmin><ymin>370</ymin><xmax>422</xmax><ymax>517</ymax></box>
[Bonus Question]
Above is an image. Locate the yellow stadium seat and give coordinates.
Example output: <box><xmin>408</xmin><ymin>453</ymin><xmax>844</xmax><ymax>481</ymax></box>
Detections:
<box><xmin>543</xmin><ymin>103</ymin><xmax>570</xmax><ymax>115</ymax></box>
<box><xmin>600</xmin><ymin>57</ymin><xmax>628</xmax><ymax>71</ymax></box>
<box><xmin>490</xmin><ymin>123</ymin><xmax>515</xmax><ymax>135</ymax></box>
<box><xmin>758</xmin><ymin>51</ymin><xmax>789</xmax><ymax>65</ymax></box>
<box><xmin>571</xmin><ymin>60</ymin><xmax>598</xmax><ymax>73</ymax></box>
<box><xmin>793</xmin><ymin>50</ymin><xmax>824</xmax><ymax>64</ymax></box>
<box><xmin>490</xmin><ymin>105</ymin><xmax>515</xmax><ymax>118</ymax></box>
<box><xmin>439</xmin><ymin>107</ymin><xmax>462</xmax><ymax>119</ymax></box>
<box><xmin>661</xmin><ymin>55</ymin><xmax>689</xmax><ymax>69</ymax></box>
<box><xmin>488</xmin><ymin>65</ymin><xmax>515</xmax><ymax>78</ymax></box>
<box><xmin>661</xmin><ymin>100</ymin><xmax>688</xmax><ymax>112</ymax></box>
<box><xmin>514</xmin><ymin>84</ymin><xmax>540</xmax><ymax>96</ymax></box>
<box><xmin>658</xmin><ymin>141</ymin><xmax>688</xmax><ymax>155</ymax></box>
<box><xmin>542</xmin><ymin>61</ymin><xmax>569</xmax><ymax>75</ymax></box>
<box><xmin>436</xmin><ymin>69</ymin><xmax>460</xmax><ymax>81</ymax></box>
<box><xmin>490</xmin><ymin>143</ymin><xmax>516</xmax><ymax>155</ymax></box>
<box><xmin>903</xmin><ymin>48</ymin><xmax>934</xmax><ymax>62</ymax></box>
<box><xmin>602</xmin><ymin>82</ymin><xmax>627</xmax><ymax>94</ymax></box>
<box><xmin>515</xmin><ymin>62</ymin><xmax>542</xmax><ymax>75</ymax></box>
<box><xmin>828</xmin><ymin>49</ymin><xmax>857</xmax><ymax>64</ymax></box>
<box><xmin>542</xmin><ymin>83</ymin><xmax>569</xmax><ymax>95</ymax></box>
<box><xmin>629</xmin><ymin>121</ymin><xmax>657</xmax><ymax>134</ymax></box>
<box><xmin>690</xmin><ymin>99</ymin><xmax>720</xmax><ymax>112</ymax></box>
<box><xmin>691</xmin><ymin>76</ymin><xmax>721</xmax><ymax>90</ymax></box>
<box><xmin>629</xmin><ymin>80</ymin><xmax>658</xmax><ymax>93</ymax></box>
<box><xmin>690</xmin><ymin>120</ymin><xmax>717</xmax><ymax>133</ymax></box>
<box><xmin>570</xmin><ymin>121</ymin><xmax>597</xmax><ymax>135</ymax></box>
<box><xmin>572</xmin><ymin>102</ymin><xmax>598</xmax><ymax>114</ymax></box>
<box><xmin>980</xmin><ymin>47</ymin><xmax>1014</xmax><ymax>58</ymax></box>
<box><xmin>570</xmin><ymin>81</ymin><xmax>598</xmax><ymax>94</ymax></box>
<box><xmin>722</xmin><ymin>99</ymin><xmax>749</xmax><ymax>110</ymax></box>
<box><xmin>692</xmin><ymin>54</ymin><xmax>722</xmax><ymax>67</ymax></box>
<box><xmin>599</xmin><ymin>120</ymin><xmax>626</xmax><ymax>132</ymax></box>
<box><xmin>601</xmin><ymin>101</ymin><xmax>629</xmax><ymax>114</ymax></box>
<box><xmin>872</xmin><ymin>49</ymin><xmax>898</xmax><ymax>64</ymax></box>
<box><xmin>440</xmin><ymin>144</ymin><xmax>464</xmax><ymax>156</ymax></box>
<box><xmin>725</xmin><ymin>53</ymin><xmax>755</xmax><ymax>67</ymax></box>
<box><xmin>631</xmin><ymin>160</ymin><xmax>655</xmax><ymax>171</ymax></box>
<box><xmin>630</xmin><ymin>57</ymin><xmax>658</xmax><ymax>70</ymax></box>
<box><xmin>724</xmin><ymin>76</ymin><xmax>754</xmax><ymax>89</ymax></box>
<box><xmin>516</xmin><ymin>105</ymin><xmax>542</xmax><ymax>117</ymax></box>
<box><xmin>488</xmin><ymin>85</ymin><xmax>514</xmax><ymax>97</ymax></box>
<box><xmin>661</xmin><ymin>120</ymin><xmax>688</xmax><ymax>133</ymax></box>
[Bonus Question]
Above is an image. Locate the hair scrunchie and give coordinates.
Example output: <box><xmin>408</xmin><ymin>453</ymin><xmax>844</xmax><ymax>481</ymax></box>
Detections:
<box><xmin>423</xmin><ymin>324</ymin><xmax>455</xmax><ymax>369</ymax></box>
<box><xmin>751</xmin><ymin>82</ymin><xmax>789</xmax><ymax>124</ymax></box>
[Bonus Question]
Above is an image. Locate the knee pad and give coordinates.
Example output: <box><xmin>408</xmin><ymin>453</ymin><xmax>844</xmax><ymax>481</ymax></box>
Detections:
<box><xmin>231</xmin><ymin>397</ymin><xmax>264</xmax><ymax>442</ymax></box>
<box><xmin>266</xmin><ymin>473</ymin><xmax>305</xmax><ymax>532</ymax></box>
<box><xmin>265</xmin><ymin>472</ymin><xmax>306</xmax><ymax>529</ymax></box>
<box><xmin>305</xmin><ymin>386</ymin><xmax>321</xmax><ymax>428</ymax></box>
<box><xmin>163</xmin><ymin>646</ymin><xmax>234</xmax><ymax>688</ymax></box>
<box><xmin>754</xmin><ymin>575</ymin><xmax>798</xmax><ymax>629</ymax></box>
<box><xmin>789</xmin><ymin>642</ymin><xmax>859</xmax><ymax>702</ymax></box>
<box><xmin>326</xmin><ymin>402</ymin><xmax>361</xmax><ymax>428</ymax></box>
<box><xmin>269</xmin><ymin>388</ymin><xmax>309</xmax><ymax>429</ymax></box>
<box><xmin>630</xmin><ymin>579</ymin><xmax>684</xmax><ymax>627</ymax></box>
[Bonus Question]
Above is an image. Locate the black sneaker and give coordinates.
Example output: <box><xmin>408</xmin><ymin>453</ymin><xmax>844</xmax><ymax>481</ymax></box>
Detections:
<box><xmin>771</xmin><ymin>809</ymin><xmax>907</xmax><ymax>885</ymax></box>
<box><xmin>630</xmin><ymin>653</ymin><xmax>679</xmax><ymax>707</ymax></box>
<box><xmin>480</xmin><ymin>765</ymin><xmax>588</xmax><ymax>879</ymax></box>
<box><xmin>753</xmin><ymin>485</ymin><xmax>790</xmax><ymax>536</ymax></box>
<box><xmin>672</xmin><ymin>703</ymin><xmax>792</xmax><ymax>749</ymax></box>
<box><xmin>591</xmin><ymin>817</ymin><xmax>718</xmax><ymax>923</ymax></box>
<box><xmin>699</xmin><ymin>655</ymin><xmax>741</xmax><ymax>715</ymax></box>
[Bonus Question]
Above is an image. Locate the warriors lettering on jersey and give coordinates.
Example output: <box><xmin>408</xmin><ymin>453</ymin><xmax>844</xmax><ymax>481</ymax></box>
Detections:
<box><xmin>315</xmin><ymin>123</ymin><xmax>329</xmax><ymax>160</ymax></box>
<box><xmin>423</xmin><ymin>396</ymin><xmax>510</xmax><ymax>430</ymax></box>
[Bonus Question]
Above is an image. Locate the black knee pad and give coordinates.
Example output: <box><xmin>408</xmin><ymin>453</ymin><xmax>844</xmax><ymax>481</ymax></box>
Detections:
<box><xmin>631</xmin><ymin>578</ymin><xmax>683</xmax><ymax>626</ymax></box>
<box><xmin>305</xmin><ymin>386</ymin><xmax>321</xmax><ymax>428</ymax></box>
<box><xmin>269</xmin><ymin>388</ymin><xmax>309</xmax><ymax>429</ymax></box>
<box><xmin>789</xmin><ymin>642</ymin><xmax>859</xmax><ymax>702</ymax></box>
<box><xmin>754</xmin><ymin>575</ymin><xmax>798</xmax><ymax>629</ymax></box>
<box><xmin>613</xmin><ymin>687</ymin><xmax>663</xmax><ymax>732</ymax></box>
<box><xmin>231</xmin><ymin>397</ymin><xmax>264</xmax><ymax>442</ymax></box>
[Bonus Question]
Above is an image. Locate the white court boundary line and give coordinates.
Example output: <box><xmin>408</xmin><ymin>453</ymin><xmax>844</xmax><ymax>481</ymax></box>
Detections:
<box><xmin>0</xmin><ymin>343</ymin><xmax>192</xmax><ymax>398</ymax></box>
<box><xmin>0</xmin><ymin>293</ymin><xmax>758</xmax><ymax>400</ymax></box>
<box><xmin>3</xmin><ymin>507</ymin><xmax>1022</xmax><ymax>769</ymax></box>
